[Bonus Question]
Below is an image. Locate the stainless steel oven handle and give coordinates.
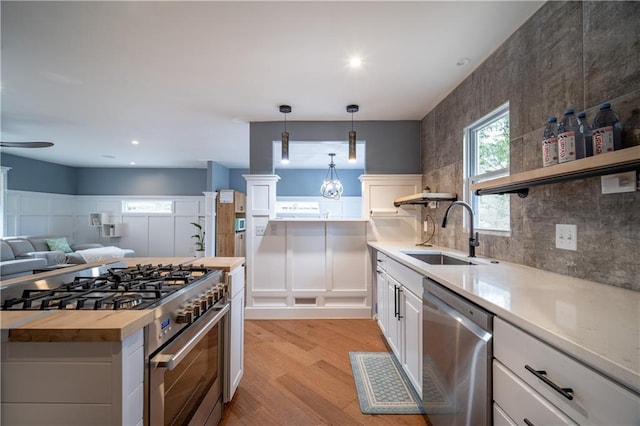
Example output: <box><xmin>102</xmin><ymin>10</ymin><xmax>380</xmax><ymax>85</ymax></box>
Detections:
<box><xmin>152</xmin><ymin>303</ymin><xmax>229</xmax><ymax>371</ymax></box>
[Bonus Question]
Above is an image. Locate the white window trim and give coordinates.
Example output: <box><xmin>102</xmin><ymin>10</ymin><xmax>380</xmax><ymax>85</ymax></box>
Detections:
<box><xmin>463</xmin><ymin>102</ymin><xmax>511</xmax><ymax>236</ymax></box>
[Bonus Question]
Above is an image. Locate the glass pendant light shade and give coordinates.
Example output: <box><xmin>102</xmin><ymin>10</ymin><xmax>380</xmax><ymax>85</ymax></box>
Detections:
<box><xmin>347</xmin><ymin>104</ymin><xmax>359</xmax><ymax>163</ymax></box>
<box><xmin>280</xmin><ymin>105</ymin><xmax>291</xmax><ymax>163</ymax></box>
<box><xmin>321</xmin><ymin>153</ymin><xmax>343</xmax><ymax>200</ymax></box>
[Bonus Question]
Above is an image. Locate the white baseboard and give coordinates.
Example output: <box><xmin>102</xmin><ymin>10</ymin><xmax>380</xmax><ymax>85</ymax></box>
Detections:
<box><xmin>244</xmin><ymin>306</ymin><xmax>373</xmax><ymax>320</ymax></box>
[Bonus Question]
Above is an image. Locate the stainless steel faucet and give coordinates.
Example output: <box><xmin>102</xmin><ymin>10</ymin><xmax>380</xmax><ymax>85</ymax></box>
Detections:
<box><xmin>442</xmin><ymin>201</ymin><xmax>479</xmax><ymax>257</ymax></box>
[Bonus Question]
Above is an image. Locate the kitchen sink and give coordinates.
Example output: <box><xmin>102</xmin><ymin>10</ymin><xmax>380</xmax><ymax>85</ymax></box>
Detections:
<box><xmin>402</xmin><ymin>252</ymin><xmax>476</xmax><ymax>266</ymax></box>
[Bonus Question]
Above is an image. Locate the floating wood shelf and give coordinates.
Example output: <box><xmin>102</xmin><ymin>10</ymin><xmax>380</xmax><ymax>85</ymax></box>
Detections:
<box><xmin>393</xmin><ymin>192</ymin><xmax>457</xmax><ymax>207</ymax></box>
<box><xmin>471</xmin><ymin>146</ymin><xmax>640</xmax><ymax>197</ymax></box>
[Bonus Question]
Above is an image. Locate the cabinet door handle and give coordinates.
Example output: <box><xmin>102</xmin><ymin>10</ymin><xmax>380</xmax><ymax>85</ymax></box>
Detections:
<box><xmin>394</xmin><ymin>285</ymin><xmax>399</xmax><ymax>318</ymax></box>
<box><xmin>523</xmin><ymin>419</ymin><xmax>534</xmax><ymax>426</ymax></box>
<box><xmin>524</xmin><ymin>365</ymin><xmax>574</xmax><ymax>400</ymax></box>
<box><xmin>376</xmin><ymin>269</ymin><xmax>383</xmax><ymax>275</ymax></box>
<box><xmin>397</xmin><ymin>287</ymin><xmax>403</xmax><ymax>320</ymax></box>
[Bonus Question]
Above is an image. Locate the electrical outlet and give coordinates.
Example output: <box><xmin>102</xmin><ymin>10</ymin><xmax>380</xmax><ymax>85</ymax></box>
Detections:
<box><xmin>423</xmin><ymin>220</ymin><xmax>429</xmax><ymax>233</ymax></box>
<box><xmin>555</xmin><ymin>224</ymin><xmax>577</xmax><ymax>251</ymax></box>
<box><xmin>255</xmin><ymin>225</ymin><xmax>266</xmax><ymax>236</ymax></box>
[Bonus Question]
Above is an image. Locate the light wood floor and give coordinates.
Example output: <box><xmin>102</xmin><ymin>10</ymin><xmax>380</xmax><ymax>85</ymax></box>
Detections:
<box><xmin>220</xmin><ymin>319</ymin><xmax>428</xmax><ymax>425</ymax></box>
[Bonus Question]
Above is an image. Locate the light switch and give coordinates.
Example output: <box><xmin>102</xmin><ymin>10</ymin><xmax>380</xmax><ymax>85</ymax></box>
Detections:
<box><xmin>555</xmin><ymin>224</ymin><xmax>577</xmax><ymax>251</ymax></box>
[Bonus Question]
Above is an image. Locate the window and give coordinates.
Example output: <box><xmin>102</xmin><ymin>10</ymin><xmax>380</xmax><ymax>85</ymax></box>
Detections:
<box><xmin>465</xmin><ymin>103</ymin><xmax>510</xmax><ymax>233</ymax></box>
<box><xmin>122</xmin><ymin>200</ymin><xmax>173</xmax><ymax>214</ymax></box>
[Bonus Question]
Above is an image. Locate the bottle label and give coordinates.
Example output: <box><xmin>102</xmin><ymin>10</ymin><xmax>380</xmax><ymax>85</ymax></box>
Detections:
<box><xmin>542</xmin><ymin>137</ymin><xmax>558</xmax><ymax>167</ymax></box>
<box><xmin>558</xmin><ymin>131</ymin><xmax>576</xmax><ymax>163</ymax></box>
<box><xmin>592</xmin><ymin>126</ymin><xmax>614</xmax><ymax>154</ymax></box>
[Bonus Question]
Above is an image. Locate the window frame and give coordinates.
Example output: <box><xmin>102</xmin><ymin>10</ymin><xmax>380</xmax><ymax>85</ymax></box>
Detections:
<box><xmin>463</xmin><ymin>102</ymin><xmax>511</xmax><ymax>235</ymax></box>
<box><xmin>121</xmin><ymin>200</ymin><xmax>174</xmax><ymax>214</ymax></box>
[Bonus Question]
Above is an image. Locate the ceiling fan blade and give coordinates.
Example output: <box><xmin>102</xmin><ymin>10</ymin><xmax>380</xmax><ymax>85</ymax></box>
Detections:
<box><xmin>0</xmin><ymin>141</ymin><xmax>55</xmax><ymax>148</ymax></box>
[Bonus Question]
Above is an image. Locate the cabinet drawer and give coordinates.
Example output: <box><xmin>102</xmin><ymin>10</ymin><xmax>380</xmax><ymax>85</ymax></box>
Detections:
<box><xmin>493</xmin><ymin>403</ymin><xmax>517</xmax><ymax>426</ymax></box>
<box><xmin>494</xmin><ymin>360</ymin><xmax>576</xmax><ymax>425</ymax></box>
<box><xmin>495</xmin><ymin>317</ymin><xmax>640</xmax><ymax>425</ymax></box>
<box><xmin>386</xmin><ymin>257</ymin><xmax>422</xmax><ymax>296</ymax></box>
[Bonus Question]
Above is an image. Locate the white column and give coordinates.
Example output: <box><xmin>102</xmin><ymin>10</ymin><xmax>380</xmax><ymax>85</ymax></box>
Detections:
<box><xmin>243</xmin><ymin>175</ymin><xmax>280</xmax><ymax>312</ymax></box>
<box><xmin>203</xmin><ymin>191</ymin><xmax>217</xmax><ymax>257</ymax></box>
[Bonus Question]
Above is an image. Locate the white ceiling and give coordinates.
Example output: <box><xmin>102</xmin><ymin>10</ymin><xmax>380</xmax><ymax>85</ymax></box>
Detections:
<box><xmin>0</xmin><ymin>1</ymin><xmax>543</xmax><ymax>169</ymax></box>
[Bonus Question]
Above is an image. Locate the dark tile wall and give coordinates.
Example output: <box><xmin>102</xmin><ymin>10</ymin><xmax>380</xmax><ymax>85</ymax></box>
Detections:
<box><xmin>421</xmin><ymin>1</ymin><xmax>640</xmax><ymax>291</ymax></box>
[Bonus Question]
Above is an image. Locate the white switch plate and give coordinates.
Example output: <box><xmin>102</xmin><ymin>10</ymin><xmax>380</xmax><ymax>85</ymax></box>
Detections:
<box><xmin>423</xmin><ymin>220</ymin><xmax>429</xmax><ymax>233</ymax></box>
<box><xmin>601</xmin><ymin>171</ymin><xmax>637</xmax><ymax>194</ymax></box>
<box><xmin>555</xmin><ymin>224</ymin><xmax>577</xmax><ymax>251</ymax></box>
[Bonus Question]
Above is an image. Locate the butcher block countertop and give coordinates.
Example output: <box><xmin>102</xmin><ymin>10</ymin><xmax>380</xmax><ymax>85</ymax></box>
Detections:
<box><xmin>0</xmin><ymin>256</ymin><xmax>244</xmax><ymax>343</ymax></box>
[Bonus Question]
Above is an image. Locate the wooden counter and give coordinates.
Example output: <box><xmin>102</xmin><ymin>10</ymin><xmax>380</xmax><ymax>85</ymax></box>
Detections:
<box><xmin>1</xmin><ymin>256</ymin><xmax>245</xmax><ymax>342</ymax></box>
<box><xmin>7</xmin><ymin>310</ymin><xmax>154</xmax><ymax>342</ymax></box>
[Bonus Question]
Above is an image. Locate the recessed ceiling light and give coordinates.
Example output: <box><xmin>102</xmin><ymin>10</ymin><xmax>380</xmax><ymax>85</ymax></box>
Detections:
<box><xmin>456</xmin><ymin>57</ymin><xmax>471</xmax><ymax>67</ymax></box>
<box><xmin>130</xmin><ymin>161</ymin><xmax>136</xmax><ymax>166</ymax></box>
<box><xmin>349</xmin><ymin>56</ymin><xmax>362</xmax><ymax>68</ymax></box>
<box><xmin>131</xmin><ymin>140</ymin><xmax>139</xmax><ymax>145</ymax></box>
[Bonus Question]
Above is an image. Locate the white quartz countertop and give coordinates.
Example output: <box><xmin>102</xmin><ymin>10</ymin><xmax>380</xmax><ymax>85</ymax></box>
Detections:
<box><xmin>368</xmin><ymin>241</ymin><xmax>640</xmax><ymax>395</ymax></box>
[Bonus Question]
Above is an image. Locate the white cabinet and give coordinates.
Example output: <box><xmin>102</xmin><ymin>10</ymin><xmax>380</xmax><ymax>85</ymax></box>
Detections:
<box><xmin>224</xmin><ymin>265</ymin><xmax>245</xmax><ymax>402</ymax></box>
<box><xmin>1</xmin><ymin>329</ymin><xmax>144</xmax><ymax>425</ymax></box>
<box><xmin>360</xmin><ymin>174</ymin><xmax>422</xmax><ymax>218</ymax></box>
<box><xmin>375</xmin><ymin>250</ymin><xmax>423</xmax><ymax>395</ymax></box>
<box><xmin>385</xmin><ymin>275</ymin><xmax>402</xmax><ymax>359</ymax></box>
<box><xmin>402</xmin><ymin>287</ymin><xmax>422</xmax><ymax>393</ymax></box>
<box><xmin>375</xmin><ymin>252</ymin><xmax>388</xmax><ymax>335</ymax></box>
<box><xmin>493</xmin><ymin>317</ymin><xmax>640</xmax><ymax>425</ymax></box>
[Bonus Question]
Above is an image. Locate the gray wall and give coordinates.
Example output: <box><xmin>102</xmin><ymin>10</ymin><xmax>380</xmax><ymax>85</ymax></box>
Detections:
<box><xmin>207</xmin><ymin>161</ymin><xmax>230</xmax><ymax>192</ymax></box>
<box><xmin>423</xmin><ymin>1</ymin><xmax>640</xmax><ymax>291</ymax></box>
<box><xmin>249</xmin><ymin>121</ymin><xmax>420</xmax><ymax>174</ymax></box>
<box><xmin>76</xmin><ymin>168</ymin><xmax>207</xmax><ymax>195</ymax></box>
<box><xmin>2</xmin><ymin>154</ymin><xmax>77</xmax><ymax>194</ymax></box>
<box><xmin>275</xmin><ymin>169</ymin><xmax>364</xmax><ymax>197</ymax></box>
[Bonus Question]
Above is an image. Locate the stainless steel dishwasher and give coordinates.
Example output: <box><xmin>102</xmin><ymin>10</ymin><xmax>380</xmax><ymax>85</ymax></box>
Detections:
<box><xmin>422</xmin><ymin>277</ymin><xmax>493</xmax><ymax>426</ymax></box>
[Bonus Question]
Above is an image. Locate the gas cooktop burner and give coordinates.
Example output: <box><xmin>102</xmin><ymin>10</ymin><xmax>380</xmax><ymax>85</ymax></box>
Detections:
<box><xmin>2</xmin><ymin>263</ymin><xmax>219</xmax><ymax>311</ymax></box>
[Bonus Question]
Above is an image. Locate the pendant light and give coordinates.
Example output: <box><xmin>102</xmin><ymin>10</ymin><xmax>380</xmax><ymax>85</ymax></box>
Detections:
<box><xmin>347</xmin><ymin>104</ymin><xmax>359</xmax><ymax>162</ymax></box>
<box><xmin>280</xmin><ymin>105</ymin><xmax>291</xmax><ymax>163</ymax></box>
<box><xmin>320</xmin><ymin>153</ymin><xmax>344</xmax><ymax>200</ymax></box>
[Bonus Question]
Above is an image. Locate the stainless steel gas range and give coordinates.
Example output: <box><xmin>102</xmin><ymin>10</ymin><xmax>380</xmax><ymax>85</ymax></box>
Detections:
<box><xmin>1</xmin><ymin>261</ymin><xmax>230</xmax><ymax>425</ymax></box>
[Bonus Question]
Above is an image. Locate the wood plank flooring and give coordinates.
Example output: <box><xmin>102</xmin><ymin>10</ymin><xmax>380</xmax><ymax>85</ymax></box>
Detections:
<box><xmin>220</xmin><ymin>319</ymin><xmax>429</xmax><ymax>425</ymax></box>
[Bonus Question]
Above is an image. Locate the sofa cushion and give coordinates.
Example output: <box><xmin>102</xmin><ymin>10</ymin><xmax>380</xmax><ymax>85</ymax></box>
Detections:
<box><xmin>0</xmin><ymin>258</ymin><xmax>47</xmax><ymax>278</ymax></box>
<box><xmin>1</xmin><ymin>241</ymin><xmax>16</xmax><ymax>261</ymax></box>
<box><xmin>6</xmin><ymin>239</ymin><xmax>36</xmax><ymax>257</ymax></box>
<box><xmin>17</xmin><ymin>250</ymin><xmax>67</xmax><ymax>266</ymax></box>
<box><xmin>46</xmin><ymin>237</ymin><xmax>73</xmax><ymax>253</ymax></box>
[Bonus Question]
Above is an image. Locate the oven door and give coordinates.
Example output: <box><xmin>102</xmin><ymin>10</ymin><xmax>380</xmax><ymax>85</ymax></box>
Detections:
<box><xmin>149</xmin><ymin>304</ymin><xmax>229</xmax><ymax>426</ymax></box>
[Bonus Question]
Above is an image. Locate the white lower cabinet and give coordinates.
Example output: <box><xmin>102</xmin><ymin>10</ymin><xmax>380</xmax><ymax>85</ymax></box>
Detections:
<box><xmin>494</xmin><ymin>317</ymin><xmax>640</xmax><ymax>425</ymax></box>
<box><xmin>375</xmin><ymin>251</ymin><xmax>423</xmax><ymax>395</ymax></box>
<box><xmin>224</xmin><ymin>265</ymin><xmax>245</xmax><ymax>402</ymax></box>
<box><xmin>1</xmin><ymin>329</ymin><xmax>144</xmax><ymax>425</ymax></box>
<box><xmin>494</xmin><ymin>360</ymin><xmax>576</xmax><ymax>425</ymax></box>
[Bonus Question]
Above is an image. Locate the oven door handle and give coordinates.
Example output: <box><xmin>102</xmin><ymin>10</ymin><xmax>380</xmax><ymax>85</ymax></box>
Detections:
<box><xmin>152</xmin><ymin>303</ymin><xmax>229</xmax><ymax>371</ymax></box>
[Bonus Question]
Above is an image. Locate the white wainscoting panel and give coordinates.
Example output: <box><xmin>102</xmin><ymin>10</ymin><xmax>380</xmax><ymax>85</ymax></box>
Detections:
<box><xmin>148</xmin><ymin>216</ymin><xmax>175</xmax><ymax>257</ymax></box>
<box><xmin>289</xmin><ymin>222</ymin><xmax>326</xmax><ymax>291</ymax></box>
<box><xmin>252</xmin><ymin>218</ymin><xmax>286</xmax><ymax>291</ymax></box>
<box><xmin>328</xmin><ymin>222</ymin><xmax>368</xmax><ymax>291</ymax></box>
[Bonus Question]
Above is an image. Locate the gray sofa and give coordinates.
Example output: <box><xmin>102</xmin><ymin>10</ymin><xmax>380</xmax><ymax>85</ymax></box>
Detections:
<box><xmin>1</xmin><ymin>241</ymin><xmax>48</xmax><ymax>280</ymax></box>
<box><xmin>0</xmin><ymin>236</ymin><xmax>136</xmax><ymax>280</ymax></box>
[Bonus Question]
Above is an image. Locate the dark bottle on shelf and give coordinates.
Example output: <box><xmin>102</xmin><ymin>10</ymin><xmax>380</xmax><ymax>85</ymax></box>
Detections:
<box><xmin>577</xmin><ymin>111</ymin><xmax>593</xmax><ymax>157</ymax></box>
<box><xmin>542</xmin><ymin>116</ymin><xmax>559</xmax><ymax>167</ymax></box>
<box><xmin>592</xmin><ymin>102</ymin><xmax>622</xmax><ymax>155</ymax></box>
<box><xmin>557</xmin><ymin>108</ymin><xmax>585</xmax><ymax>163</ymax></box>
<box><xmin>621</xmin><ymin>108</ymin><xmax>640</xmax><ymax>148</ymax></box>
